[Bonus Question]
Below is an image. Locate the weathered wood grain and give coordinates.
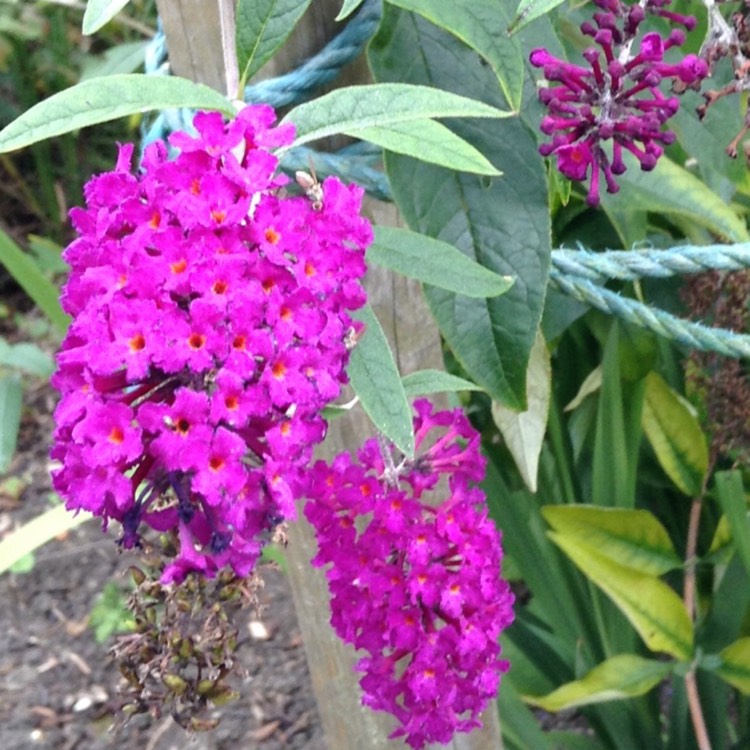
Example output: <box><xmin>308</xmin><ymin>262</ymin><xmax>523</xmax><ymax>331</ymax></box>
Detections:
<box><xmin>158</xmin><ymin>2</ymin><xmax>504</xmax><ymax>746</ymax></box>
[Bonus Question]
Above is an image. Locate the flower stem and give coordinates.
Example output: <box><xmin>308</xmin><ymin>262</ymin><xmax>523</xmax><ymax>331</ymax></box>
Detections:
<box><xmin>682</xmin><ymin>464</ymin><xmax>715</xmax><ymax>750</ymax></box>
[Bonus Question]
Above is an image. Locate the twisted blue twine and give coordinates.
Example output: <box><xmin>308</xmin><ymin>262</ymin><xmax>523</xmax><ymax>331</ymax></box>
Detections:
<box><xmin>549</xmin><ymin>270</ymin><xmax>750</xmax><ymax>359</ymax></box>
<box><xmin>142</xmin><ymin>0</ymin><xmax>382</xmax><ymax>151</ymax></box>
<box><xmin>244</xmin><ymin>0</ymin><xmax>382</xmax><ymax>109</ymax></box>
<box><xmin>142</xmin><ymin>2</ymin><xmax>750</xmax><ymax>358</ymax></box>
<box><xmin>552</xmin><ymin>243</ymin><xmax>750</xmax><ymax>281</ymax></box>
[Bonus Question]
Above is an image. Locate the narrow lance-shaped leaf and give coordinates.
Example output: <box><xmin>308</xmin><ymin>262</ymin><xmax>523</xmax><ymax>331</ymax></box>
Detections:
<box><xmin>0</xmin><ymin>228</ymin><xmax>68</xmax><ymax>332</ymax></box>
<box><xmin>715</xmin><ymin>470</ymin><xmax>750</xmax><ymax>580</ymax></box>
<box><xmin>402</xmin><ymin>369</ymin><xmax>484</xmax><ymax>398</ymax></box>
<box><xmin>385</xmin><ymin>0</ymin><xmax>525</xmax><ymax>111</ymax></box>
<box><xmin>0</xmin><ymin>374</ymin><xmax>22</xmax><ymax>473</ymax></box>
<box><xmin>0</xmin><ymin>75</ymin><xmax>234</xmax><ymax>153</ymax></box>
<box><xmin>641</xmin><ymin>371</ymin><xmax>708</xmax><ymax>497</ymax></box>
<box><xmin>508</xmin><ymin>0</ymin><xmax>566</xmax><ymax>35</ymax></box>
<box><xmin>565</xmin><ymin>366</ymin><xmax>602</xmax><ymax>412</ymax></box>
<box><xmin>492</xmin><ymin>330</ymin><xmax>550</xmax><ymax>492</ymax></box>
<box><xmin>524</xmin><ymin>654</ymin><xmax>673</xmax><ymax>712</ymax></box>
<box><xmin>336</xmin><ymin>0</ymin><xmax>365</xmax><ymax>20</ymax></box>
<box><xmin>367</xmin><ymin>227</ymin><xmax>513</xmax><ymax>298</ymax></box>
<box><xmin>602</xmin><ymin>154</ymin><xmax>750</xmax><ymax>243</ymax></box>
<box><xmin>548</xmin><ymin>532</ymin><xmax>694</xmax><ymax>660</ymax></box>
<box><xmin>82</xmin><ymin>0</ymin><xmax>131</xmax><ymax>35</ymax></box>
<box><xmin>236</xmin><ymin>0</ymin><xmax>312</xmax><ymax>87</ymax></box>
<box><xmin>592</xmin><ymin>324</ymin><xmax>631</xmax><ymax>508</ymax></box>
<box><xmin>0</xmin><ymin>340</ymin><xmax>55</xmax><ymax>378</ymax></box>
<box><xmin>347</xmin><ymin>120</ymin><xmax>501</xmax><ymax>175</ymax></box>
<box><xmin>542</xmin><ymin>505</ymin><xmax>682</xmax><ymax>576</ymax></box>
<box><xmin>0</xmin><ymin>500</ymin><xmax>93</xmax><ymax>575</ymax></box>
<box><xmin>80</xmin><ymin>41</ymin><xmax>147</xmax><ymax>81</ymax></box>
<box><xmin>281</xmin><ymin>83</ymin><xmax>510</xmax><ymax>151</ymax></box>
<box><xmin>348</xmin><ymin>304</ymin><xmax>414</xmax><ymax>457</ymax></box>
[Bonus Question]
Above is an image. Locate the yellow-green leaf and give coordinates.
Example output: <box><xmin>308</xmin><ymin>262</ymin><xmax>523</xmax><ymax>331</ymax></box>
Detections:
<box><xmin>716</xmin><ymin>637</ymin><xmax>750</xmax><ymax>694</ymax></box>
<box><xmin>549</xmin><ymin>533</ymin><xmax>693</xmax><ymax>660</ymax></box>
<box><xmin>564</xmin><ymin>365</ymin><xmax>602</xmax><ymax>412</ymax></box>
<box><xmin>642</xmin><ymin>371</ymin><xmax>709</xmax><ymax>496</ymax></box>
<box><xmin>542</xmin><ymin>505</ymin><xmax>681</xmax><ymax>575</ymax></box>
<box><xmin>524</xmin><ymin>654</ymin><xmax>673</xmax><ymax>712</ymax></box>
<box><xmin>603</xmin><ymin>155</ymin><xmax>749</xmax><ymax>243</ymax></box>
<box><xmin>0</xmin><ymin>501</ymin><xmax>93</xmax><ymax>575</ymax></box>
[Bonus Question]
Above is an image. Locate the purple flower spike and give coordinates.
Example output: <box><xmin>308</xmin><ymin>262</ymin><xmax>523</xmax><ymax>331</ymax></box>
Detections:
<box><xmin>531</xmin><ymin>0</ymin><xmax>705</xmax><ymax>205</ymax></box>
<box><xmin>305</xmin><ymin>400</ymin><xmax>514</xmax><ymax>749</ymax></box>
<box><xmin>52</xmin><ymin>105</ymin><xmax>372</xmax><ymax>582</ymax></box>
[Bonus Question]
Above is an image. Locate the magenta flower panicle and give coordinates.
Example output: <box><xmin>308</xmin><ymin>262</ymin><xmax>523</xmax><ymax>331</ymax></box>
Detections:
<box><xmin>51</xmin><ymin>104</ymin><xmax>372</xmax><ymax>583</ymax></box>
<box><xmin>531</xmin><ymin>0</ymin><xmax>707</xmax><ymax>206</ymax></box>
<box><xmin>305</xmin><ymin>399</ymin><xmax>514</xmax><ymax>749</ymax></box>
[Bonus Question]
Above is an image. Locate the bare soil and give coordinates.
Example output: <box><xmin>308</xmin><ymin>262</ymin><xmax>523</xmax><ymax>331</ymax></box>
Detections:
<box><xmin>0</xmin><ymin>370</ymin><xmax>327</xmax><ymax>750</ymax></box>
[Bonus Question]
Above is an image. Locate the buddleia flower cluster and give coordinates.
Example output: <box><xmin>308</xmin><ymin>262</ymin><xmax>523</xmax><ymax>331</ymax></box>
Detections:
<box><xmin>51</xmin><ymin>104</ymin><xmax>514</xmax><ymax>746</ymax></box>
<box><xmin>531</xmin><ymin>0</ymin><xmax>707</xmax><ymax>206</ymax></box>
<box><xmin>51</xmin><ymin>105</ymin><xmax>371</xmax><ymax>583</ymax></box>
<box><xmin>305</xmin><ymin>399</ymin><xmax>515</xmax><ymax>748</ymax></box>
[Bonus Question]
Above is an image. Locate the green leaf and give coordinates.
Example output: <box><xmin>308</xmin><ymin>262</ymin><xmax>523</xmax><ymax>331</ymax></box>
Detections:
<box><xmin>524</xmin><ymin>654</ymin><xmax>673</xmax><ymax>712</ymax></box>
<box><xmin>0</xmin><ymin>75</ymin><xmax>234</xmax><ymax>153</ymax></box>
<box><xmin>281</xmin><ymin>83</ymin><xmax>510</xmax><ymax>151</ymax></box>
<box><xmin>642</xmin><ymin>371</ymin><xmax>709</xmax><ymax>497</ymax></box>
<box><xmin>708</xmin><ymin>514</ymin><xmax>733</xmax><ymax>564</ymax></box>
<box><xmin>336</xmin><ymin>0</ymin><xmax>365</xmax><ymax>20</ymax></box>
<box><xmin>716</xmin><ymin>637</ymin><xmax>750</xmax><ymax>694</ymax></box>
<box><xmin>508</xmin><ymin>0</ymin><xmax>566</xmax><ymax>34</ymax></box>
<box><xmin>542</xmin><ymin>505</ymin><xmax>682</xmax><ymax>576</ymax></box>
<box><xmin>715</xmin><ymin>470</ymin><xmax>750</xmax><ymax>579</ymax></box>
<box><xmin>385</xmin><ymin>0</ymin><xmax>524</xmax><ymax>111</ymax></box>
<box><xmin>548</xmin><ymin>532</ymin><xmax>694</xmax><ymax>659</ymax></box>
<box><xmin>348</xmin><ymin>120</ymin><xmax>501</xmax><ymax>175</ymax></box>
<box><xmin>369</xmin><ymin>9</ymin><xmax>551</xmax><ymax>410</ymax></box>
<box><xmin>27</xmin><ymin>235</ymin><xmax>67</xmax><ymax>275</ymax></box>
<box><xmin>0</xmin><ymin>501</ymin><xmax>93</xmax><ymax>575</ymax></box>
<box><xmin>0</xmin><ymin>373</ymin><xmax>22</xmax><ymax>472</ymax></box>
<box><xmin>368</xmin><ymin>226</ymin><xmax>514</xmax><ymax>298</ymax></box>
<box><xmin>402</xmin><ymin>369</ymin><xmax>484</xmax><ymax>397</ymax></box>
<box><xmin>0</xmin><ymin>228</ymin><xmax>68</xmax><ymax>332</ymax></box>
<box><xmin>82</xmin><ymin>0</ymin><xmax>131</xmax><ymax>35</ymax></box>
<box><xmin>484</xmin><ymin>462</ymin><xmax>588</xmax><ymax>646</ymax></box>
<box><xmin>79</xmin><ymin>41</ymin><xmax>146</xmax><ymax>81</ymax></box>
<box><xmin>499</xmin><ymin>677</ymin><xmax>553</xmax><ymax>750</ymax></box>
<box><xmin>491</xmin><ymin>330</ymin><xmax>550</xmax><ymax>492</ymax></box>
<box><xmin>602</xmin><ymin>154</ymin><xmax>750</xmax><ymax>243</ymax></box>
<box><xmin>236</xmin><ymin>0</ymin><xmax>312</xmax><ymax>86</ymax></box>
<box><xmin>592</xmin><ymin>324</ymin><xmax>645</xmax><ymax>508</ymax></box>
<box><xmin>0</xmin><ymin>340</ymin><xmax>55</xmax><ymax>378</ymax></box>
<box><xmin>348</xmin><ymin>304</ymin><xmax>414</xmax><ymax>457</ymax></box>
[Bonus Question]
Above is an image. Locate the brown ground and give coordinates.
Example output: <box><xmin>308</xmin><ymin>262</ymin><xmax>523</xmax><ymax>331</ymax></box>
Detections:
<box><xmin>0</xmin><ymin>358</ymin><xmax>327</xmax><ymax>750</ymax></box>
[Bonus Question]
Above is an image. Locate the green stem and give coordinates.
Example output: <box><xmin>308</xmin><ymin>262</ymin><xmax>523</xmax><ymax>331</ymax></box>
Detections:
<box><xmin>683</xmin><ymin>463</ymin><xmax>716</xmax><ymax>750</ymax></box>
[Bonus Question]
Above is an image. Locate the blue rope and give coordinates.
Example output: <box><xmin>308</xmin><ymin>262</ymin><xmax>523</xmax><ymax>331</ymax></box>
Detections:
<box><xmin>552</xmin><ymin>243</ymin><xmax>750</xmax><ymax>281</ymax></box>
<box><xmin>141</xmin><ymin>0</ymin><xmax>382</xmax><ymax>154</ymax></box>
<box><xmin>141</xmin><ymin>4</ymin><xmax>750</xmax><ymax>359</ymax></box>
<box><xmin>244</xmin><ymin>0</ymin><xmax>382</xmax><ymax>109</ymax></box>
<box><xmin>549</xmin><ymin>271</ymin><xmax>750</xmax><ymax>359</ymax></box>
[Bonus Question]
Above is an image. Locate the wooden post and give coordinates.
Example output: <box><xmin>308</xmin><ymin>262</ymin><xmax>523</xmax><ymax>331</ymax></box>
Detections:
<box><xmin>156</xmin><ymin>2</ymin><xmax>504</xmax><ymax>747</ymax></box>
